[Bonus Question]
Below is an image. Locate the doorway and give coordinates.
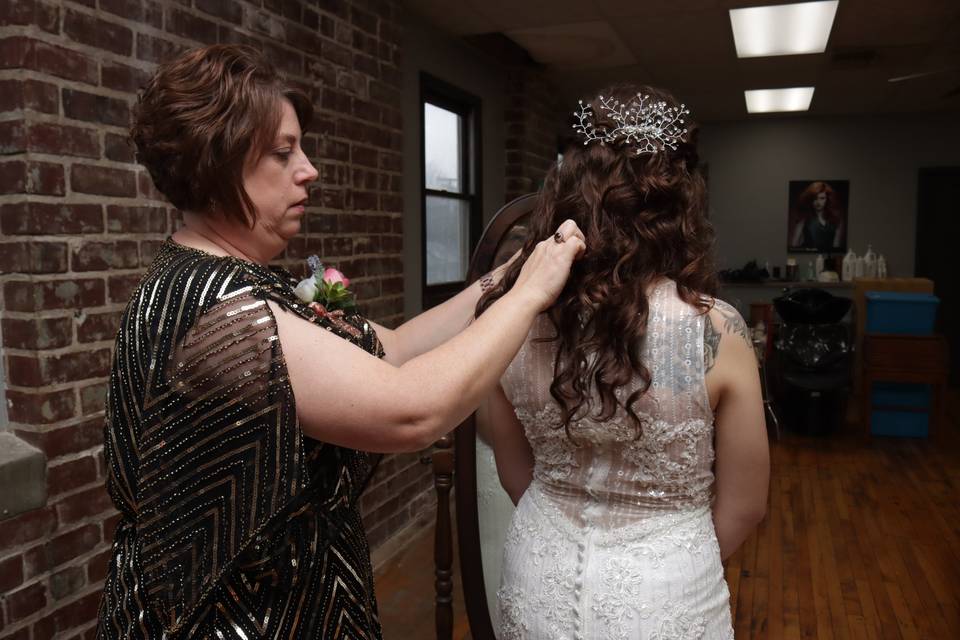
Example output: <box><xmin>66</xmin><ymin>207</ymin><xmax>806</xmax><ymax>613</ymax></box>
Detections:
<box><xmin>916</xmin><ymin>167</ymin><xmax>960</xmax><ymax>385</ymax></box>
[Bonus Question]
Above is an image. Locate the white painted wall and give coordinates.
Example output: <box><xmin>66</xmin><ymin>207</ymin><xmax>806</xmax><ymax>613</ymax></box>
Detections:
<box><xmin>700</xmin><ymin>113</ymin><xmax>960</xmax><ymax>278</ymax></box>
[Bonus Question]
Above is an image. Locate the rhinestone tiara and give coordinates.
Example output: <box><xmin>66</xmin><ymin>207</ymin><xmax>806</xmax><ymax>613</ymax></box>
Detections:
<box><xmin>572</xmin><ymin>93</ymin><xmax>690</xmax><ymax>155</ymax></box>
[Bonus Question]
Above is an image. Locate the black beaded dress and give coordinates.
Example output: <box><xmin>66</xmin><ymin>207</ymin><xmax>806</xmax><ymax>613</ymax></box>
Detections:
<box><xmin>96</xmin><ymin>240</ymin><xmax>385</xmax><ymax>639</ymax></box>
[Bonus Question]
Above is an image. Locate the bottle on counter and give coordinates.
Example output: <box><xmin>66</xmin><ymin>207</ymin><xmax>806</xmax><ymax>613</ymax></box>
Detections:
<box><xmin>855</xmin><ymin>255</ymin><xmax>865</xmax><ymax>278</ymax></box>
<box><xmin>877</xmin><ymin>254</ymin><xmax>888</xmax><ymax>279</ymax></box>
<box><xmin>815</xmin><ymin>253</ymin><xmax>825</xmax><ymax>278</ymax></box>
<box><xmin>863</xmin><ymin>244</ymin><xmax>878</xmax><ymax>278</ymax></box>
<box><xmin>842</xmin><ymin>248</ymin><xmax>857</xmax><ymax>282</ymax></box>
<box><xmin>806</xmin><ymin>260</ymin><xmax>816</xmax><ymax>281</ymax></box>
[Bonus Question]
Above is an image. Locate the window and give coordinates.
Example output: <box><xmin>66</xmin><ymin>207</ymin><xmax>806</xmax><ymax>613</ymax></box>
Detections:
<box><xmin>421</xmin><ymin>74</ymin><xmax>481</xmax><ymax>309</ymax></box>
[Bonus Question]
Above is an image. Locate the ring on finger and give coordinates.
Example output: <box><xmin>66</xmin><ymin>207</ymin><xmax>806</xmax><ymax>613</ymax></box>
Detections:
<box><xmin>553</xmin><ymin>231</ymin><xmax>564</xmax><ymax>243</ymax></box>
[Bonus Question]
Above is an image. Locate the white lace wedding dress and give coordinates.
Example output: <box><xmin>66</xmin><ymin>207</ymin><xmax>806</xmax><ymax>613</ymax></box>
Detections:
<box><xmin>496</xmin><ymin>280</ymin><xmax>734</xmax><ymax>639</ymax></box>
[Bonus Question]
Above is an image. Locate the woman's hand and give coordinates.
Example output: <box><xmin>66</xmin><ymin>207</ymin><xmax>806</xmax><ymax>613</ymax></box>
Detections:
<box><xmin>510</xmin><ymin>220</ymin><xmax>586</xmax><ymax>312</ymax></box>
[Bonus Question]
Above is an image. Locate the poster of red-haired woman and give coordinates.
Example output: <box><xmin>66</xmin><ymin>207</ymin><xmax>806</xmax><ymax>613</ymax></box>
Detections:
<box><xmin>787</xmin><ymin>180</ymin><xmax>849</xmax><ymax>253</ymax></box>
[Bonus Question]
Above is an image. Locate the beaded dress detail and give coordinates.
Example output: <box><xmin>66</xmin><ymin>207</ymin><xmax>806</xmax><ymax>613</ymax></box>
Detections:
<box><xmin>97</xmin><ymin>240</ymin><xmax>384</xmax><ymax>639</ymax></box>
<box><xmin>497</xmin><ymin>280</ymin><xmax>734</xmax><ymax>639</ymax></box>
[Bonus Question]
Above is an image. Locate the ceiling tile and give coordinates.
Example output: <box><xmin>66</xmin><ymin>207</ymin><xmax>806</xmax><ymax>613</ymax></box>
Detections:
<box><xmin>506</xmin><ymin>21</ymin><xmax>637</xmax><ymax>68</ymax></box>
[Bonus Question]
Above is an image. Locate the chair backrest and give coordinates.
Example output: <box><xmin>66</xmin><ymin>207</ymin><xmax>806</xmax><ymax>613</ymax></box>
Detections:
<box><xmin>448</xmin><ymin>193</ymin><xmax>535</xmax><ymax>640</ymax></box>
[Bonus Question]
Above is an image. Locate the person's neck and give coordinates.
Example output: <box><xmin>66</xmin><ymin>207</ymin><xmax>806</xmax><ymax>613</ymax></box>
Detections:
<box><xmin>175</xmin><ymin>212</ymin><xmax>270</xmax><ymax>265</ymax></box>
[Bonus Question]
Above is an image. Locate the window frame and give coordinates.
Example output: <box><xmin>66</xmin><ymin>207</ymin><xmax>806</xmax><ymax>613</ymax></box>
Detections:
<box><xmin>420</xmin><ymin>72</ymin><xmax>482</xmax><ymax>309</ymax></box>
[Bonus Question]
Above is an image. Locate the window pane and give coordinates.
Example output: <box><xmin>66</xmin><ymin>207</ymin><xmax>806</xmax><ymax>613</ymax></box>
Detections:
<box><xmin>424</xmin><ymin>103</ymin><xmax>462</xmax><ymax>192</ymax></box>
<box><xmin>426</xmin><ymin>195</ymin><xmax>470</xmax><ymax>285</ymax></box>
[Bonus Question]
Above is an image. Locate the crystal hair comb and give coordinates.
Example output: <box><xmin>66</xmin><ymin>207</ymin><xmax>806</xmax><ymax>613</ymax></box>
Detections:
<box><xmin>572</xmin><ymin>93</ymin><xmax>690</xmax><ymax>155</ymax></box>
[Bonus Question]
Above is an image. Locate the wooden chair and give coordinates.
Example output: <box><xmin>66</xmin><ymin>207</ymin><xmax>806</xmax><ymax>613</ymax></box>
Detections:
<box><xmin>431</xmin><ymin>194</ymin><xmax>535</xmax><ymax>640</ymax></box>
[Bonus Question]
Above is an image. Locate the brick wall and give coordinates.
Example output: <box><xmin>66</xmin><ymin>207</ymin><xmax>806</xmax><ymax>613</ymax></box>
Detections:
<box><xmin>0</xmin><ymin>1</ymin><xmax>437</xmax><ymax>638</ymax></box>
<box><xmin>503</xmin><ymin>66</ymin><xmax>563</xmax><ymax>203</ymax></box>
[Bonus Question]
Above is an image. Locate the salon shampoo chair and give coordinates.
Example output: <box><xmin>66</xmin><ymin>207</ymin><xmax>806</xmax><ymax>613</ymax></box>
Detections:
<box><xmin>773</xmin><ymin>288</ymin><xmax>853</xmax><ymax>435</ymax></box>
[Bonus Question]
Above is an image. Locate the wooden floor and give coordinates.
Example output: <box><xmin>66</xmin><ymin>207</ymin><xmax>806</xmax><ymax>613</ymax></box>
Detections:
<box><xmin>376</xmin><ymin>395</ymin><xmax>960</xmax><ymax>639</ymax></box>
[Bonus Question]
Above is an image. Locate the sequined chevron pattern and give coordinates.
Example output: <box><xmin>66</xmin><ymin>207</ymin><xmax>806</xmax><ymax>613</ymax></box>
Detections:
<box><xmin>98</xmin><ymin>240</ymin><xmax>384</xmax><ymax>639</ymax></box>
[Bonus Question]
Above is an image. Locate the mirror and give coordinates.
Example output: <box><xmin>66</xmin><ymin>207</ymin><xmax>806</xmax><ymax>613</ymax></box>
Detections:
<box><xmin>448</xmin><ymin>194</ymin><xmax>535</xmax><ymax>640</ymax></box>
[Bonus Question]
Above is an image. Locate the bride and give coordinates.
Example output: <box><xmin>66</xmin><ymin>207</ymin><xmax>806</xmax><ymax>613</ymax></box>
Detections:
<box><xmin>476</xmin><ymin>84</ymin><xmax>769</xmax><ymax>639</ymax></box>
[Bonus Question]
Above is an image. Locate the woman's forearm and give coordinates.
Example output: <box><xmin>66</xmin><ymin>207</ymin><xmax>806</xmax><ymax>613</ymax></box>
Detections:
<box><xmin>375</xmin><ymin>261</ymin><xmax>514</xmax><ymax>365</ymax></box>
<box><xmin>397</xmin><ymin>288</ymin><xmax>540</xmax><ymax>447</ymax></box>
<box><xmin>713</xmin><ymin>505</ymin><xmax>765</xmax><ymax>560</ymax></box>
<box><xmin>387</xmin><ymin>278</ymin><xmax>485</xmax><ymax>363</ymax></box>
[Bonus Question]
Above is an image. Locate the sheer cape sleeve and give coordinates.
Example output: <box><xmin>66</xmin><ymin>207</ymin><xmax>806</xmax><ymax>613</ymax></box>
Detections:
<box><xmin>101</xmin><ymin>241</ymin><xmax>384</xmax><ymax>637</ymax></box>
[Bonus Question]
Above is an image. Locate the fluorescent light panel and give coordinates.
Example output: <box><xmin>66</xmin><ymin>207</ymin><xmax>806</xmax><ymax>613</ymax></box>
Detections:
<box><xmin>730</xmin><ymin>1</ymin><xmax>839</xmax><ymax>58</ymax></box>
<box><xmin>745</xmin><ymin>87</ymin><xmax>815</xmax><ymax>113</ymax></box>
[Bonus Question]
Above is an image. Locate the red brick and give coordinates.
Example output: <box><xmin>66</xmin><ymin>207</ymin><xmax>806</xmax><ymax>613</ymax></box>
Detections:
<box><xmin>107</xmin><ymin>273</ymin><xmax>143</xmax><ymax>303</ymax></box>
<box><xmin>71</xmin><ymin>165</ymin><xmax>137</xmax><ymax>197</ymax></box>
<box><xmin>101</xmin><ymin>61</ymin><xmax>151</xmax><ymax>94</ymax></box>
<box><xmin>32</xmin><ymin>616</ymin><xmax>56</xmax><ymax>640</ymax></box>
<box><xmin>86</xmin><ymin>547</ymin><xmax>111</xmax><ymax>584</ymax></box>
<box><xmin>6</xmin><ymin>582</ymin><xmax>47</xmax><ymax>622</ymax></box>
<box><xmin>51</xmin><ymin>591</ymin><xmax>101</xmax><ymax>633</ymax></box>
<box><xmin>106</xmin><ymin>205</ymin><xmax>167</xmax><ymax>234</ymax></box>
<box><xmin>261</xmin><ymin>40</ymin><xmax>303</xmax><ymax>76</ymax></box>
<box><xmin>0</xmin><ymin>37</ymin><xmax>99</xmax><ymax>85</ymax></box>
<box><xmin>137</xmin><ymin>170</ymin><xmax>164</xmax><ymax>201</ymax></box>
<box><xmin>102</xmin><ymin>512</ymin><xmax>121</xmax><ymax>540</ymax></box>
<box><xmin>47</xmin><ymin>456</ymin><xmax>98</xmax><ymax>498</ymax></box>
<box><xmin>0</xmin><ymin>78</ymin><xmax>58</xmax><ymax>113</ymax></box>
<box><xmin>79</xmin><ymin>381</ymin><xmax>108</xmax><ymax>415</ymax></box>
<box><xmin>316</xmin><ymin>0</ymin><xmax>348</xmax><ymax>19</ymax></box>
<box><xmin>136</xmin><ymin>32</ymin><xmax>187</xmax><ymax>64</ymax></box>
<box><xmin>196</xmin><ymin>0</ymin><xmax>242</xmax><ymax>23</ymax></box>
<box><xmin>8</xmin><ymin>348</ymin><xmax>112</xmax><ymax>386</ymax></box>
<box><xmin>63</xmin><ymin>9</ymin><xmax>133</xmax><ymax>56</ymax></box>
<box><xmin>350</xmin><ymin>5</ymin><xmax>378</xmax><ymax>34</ymax></box>
<box><xmin>0</xmin><ymin>159</ymin><xmax>25</xmax><ymax>192</ymax></box>
<box><xmin>0</xmin><ymin>554</ymin><xmax>24</xmax><ymax>592</ymax></box>
<box><xmin>15</xmin><ymin>419</ymin><xmax>103</xmax><ymax>460</ymax></box>
<box><xmin>351</xmin><ymin>145</ymin><xmax>378</xmax><ymax>168</ymax></box>
<box><xmin>72</xmin><ymin>240</ymin><xmax>140</xmax><ymax>271</ymax></box>
<box><xmin>62</xmin><ymin>89</ymin><xmax>130</xmax><ymax>128</ymax></box>
<box><xmin>49</xmin><ymin>565</ymin><xmax>86</xmax><ymax>601</ymax></box>
<box><xmin>1</xmin><ymin>202</ymin><xmax>103</xmax><ymax>235</ymax></box>
<box><xmin>57</xmin><ymin>485</ymin><xmax>113</xmax><ymax>525</ymax></box>
<box><xmin>0</xmin><ymin>117</ymin><xmax>26</xmax><ymax>153</ymax></box>
<box><xmin>3</xmin><ymin>278</ymin><xmax>106</xmax><ymax>312</ymax></box>
<box><xmin>0</xmin><ymin>159</ymin><xmax>64</xmax><ymax>195</ymax></box>
<box><xmin>2</xmin><ymin>316</ymin><xmax>72</xmax><ymax>349</ymax></box>
<box><xmin>38</xmin><ymin>524</ymin><xmax>102</xmax><ymax>572</ymax></box>
<box><xmin>139</xmin><ymin>240</ymin><xmax>164</xmax><ymax>266</ymax></box>
<box><xmin>167</xmin><ymin>8</ymin><xmax>218</xmax><ymax>42</ymax></box>
<box><xmin>322</xmin><ymin>236</ymin><xmax>353</xmax><ymax>256</ymax></box>
<box><xmin>5</xmin><ymin>388</ymin><xmax>77</xmax><ymax>424</ymax></box>
<box><xmin>77</xmin><ymin>312</ymin><xmax>121</xmax><ymax>344</ymax></box>
<box><xmin>104</xmin><ymin>133</ymin><xmax>135</xmax><ymax>163</ymax></box>
<box><xmin>100</xmin><ymin>0</ymin><xmax>162</xmax><ymax>28</ymax></box>
<box><xmin>28</xmin><ymin>121</ymin><xmax>99</xmax><ymax>158</ymax></box>
<box><xmin>0</xmin><ymin>241</ymin><xmax>68</xmax><ymax>274</ymax></box>
<box><xmin>0</xmin><ymin>507</ymin><xmax>56</xmax><ymax>547</ymax></box>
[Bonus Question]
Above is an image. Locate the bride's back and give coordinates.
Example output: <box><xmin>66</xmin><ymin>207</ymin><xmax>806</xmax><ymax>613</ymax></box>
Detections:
<box><xmin>501</xmin><ymin>279</ymin><xmax>716</xmax><ymax>533</ymax></box>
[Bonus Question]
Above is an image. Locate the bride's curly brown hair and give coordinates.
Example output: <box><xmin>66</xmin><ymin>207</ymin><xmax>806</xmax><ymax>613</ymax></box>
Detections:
<box><xmin>477</xmin><ymin>84</ymin><xmax>718</xmax><ymax>440</ymax></box>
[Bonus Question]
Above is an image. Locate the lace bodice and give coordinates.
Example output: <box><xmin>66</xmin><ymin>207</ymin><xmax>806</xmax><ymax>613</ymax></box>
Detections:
<box><xmin>501</xmin><ymin>280</ymin><xmax>715</xmax><ymax>529</ymax></box>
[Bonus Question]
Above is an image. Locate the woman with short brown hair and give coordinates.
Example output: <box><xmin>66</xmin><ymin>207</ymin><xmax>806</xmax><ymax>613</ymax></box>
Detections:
<box><xmin>96</xmin><ymin>44</ymin><xmax>585</xmax><ymax>639</ymax></box>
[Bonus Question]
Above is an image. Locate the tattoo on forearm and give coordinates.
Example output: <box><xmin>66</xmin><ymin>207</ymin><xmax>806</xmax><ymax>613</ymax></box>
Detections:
<box><xmin>479</xmin><ymin>273</ymin><xmax>495</xmax><ymax>292</ymax></box>
<box><xmin>704</xmin><ymin>316</ymin><xmax>721</xmax><ymax>373</ymax></box>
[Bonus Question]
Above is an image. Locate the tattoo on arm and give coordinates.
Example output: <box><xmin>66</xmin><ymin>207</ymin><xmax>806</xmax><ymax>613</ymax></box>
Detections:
<box><xmin>479</xmin><ymin>273</ymin><xmax>495</xmax><ymax>292</ymax></box>
<box><xmin>704</xmin><ymin>315</ymin><xmax>721</xmax><ymax>374</ymax></box>
<box><xmin>714</xmin><ymin>300</ymin><xmax>752</xmax><ymax>347</ymax></box>
<box><xmin>704</xmin><ymin>300</ymin><xmax>753</xmax><ymax>372</ymax></box>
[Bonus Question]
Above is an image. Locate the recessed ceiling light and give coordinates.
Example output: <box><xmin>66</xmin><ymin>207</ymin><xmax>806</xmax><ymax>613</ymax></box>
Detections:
<box><xmin>730</xmin><ymin>1</ymin><xmax>839</xmax><ymax>58</ymax></box>
<box><xmin>745</xmin><ymin>87</ymin><xmax>815</xmax><ymax>113</ymax></box>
